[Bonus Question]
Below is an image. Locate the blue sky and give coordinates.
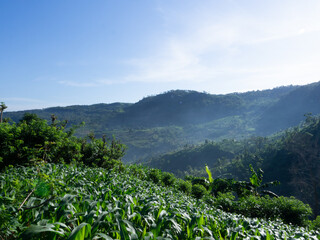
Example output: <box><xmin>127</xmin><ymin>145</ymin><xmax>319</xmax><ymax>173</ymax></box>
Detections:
<box><xmin>1</xmin><ymin>0</ymin><xmax>320</xmax><ymax>111</ymax></box>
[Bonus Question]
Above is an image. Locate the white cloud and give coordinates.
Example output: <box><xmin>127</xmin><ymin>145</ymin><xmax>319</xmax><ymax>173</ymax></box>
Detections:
<box><xmin>123</xmin><ymin>0</ymin><xmax>320</xmax><ymax>89</ymax></box>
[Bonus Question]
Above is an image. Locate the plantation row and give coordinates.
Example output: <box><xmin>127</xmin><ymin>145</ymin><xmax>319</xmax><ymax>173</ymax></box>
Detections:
<box><xmin>1</xmin><ymin>163</ymin><xmax>320</xmax><ymax>239</ymax></box>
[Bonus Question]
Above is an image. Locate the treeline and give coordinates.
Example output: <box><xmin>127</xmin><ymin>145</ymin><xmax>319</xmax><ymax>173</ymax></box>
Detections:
<box><xmin>0</xmin><ymin>113</ymin><xmax>125</xmax><ymax>170</ymax></box>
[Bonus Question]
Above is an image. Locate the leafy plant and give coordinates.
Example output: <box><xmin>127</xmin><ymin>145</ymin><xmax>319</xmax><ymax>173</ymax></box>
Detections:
<box><xmin>176</xmin><ymin>179</ymin><xmax>192</xmax><ymax>194</ymax></box>
<box><xmin>161</xmin><ymin>172</ymin><xmax>176</xmax><ymax>186</ymax></box>
<box><xmin>1</xmin><ymin>163</ymin><xmax>319</xmax><ymax>239</ymax></box>
<box><xmin>0</xmin><ymin>115</ymin><xmax>125</xmax><ymax>170</ymax></box>
<box><xmin>147</xmin><ymin>168</ymin><xmax>162</xmax><ymax>183</ymax></box>
<box><xmin>192</xmin><ymin>184</ymin><xmax>207</xmax><ymax>199</ymax></box>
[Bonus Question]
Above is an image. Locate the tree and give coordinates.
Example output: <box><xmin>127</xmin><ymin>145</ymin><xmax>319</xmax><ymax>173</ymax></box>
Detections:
<box><xmin>19</xmin><ymin>113</ymin><xmax>41</xmax><ymax>124</ymax></box>
<box><xmin>0</xmin><ymin>102</ymin><xmax>7</xmax><ymax>123</ymax></box>
<box><xmin>284</xmin><ymin>115</ymin><xmax>320</xmax><ymax>216</ymax></box>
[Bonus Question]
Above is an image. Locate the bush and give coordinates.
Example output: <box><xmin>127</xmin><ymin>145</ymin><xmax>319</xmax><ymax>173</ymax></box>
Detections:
<box><xmin>0</xmin><ymin>117</ymin><xmax>125</xmax><ymax>170</ymax></box>
<box><xmin>213</xmin><ymin>192</ymin><xmax>235</xmax><ymax>212</ymax></box>
<box><xmin>273</xmin><ymin>196</ymin><xmax>313</xmax><ymax>226</ymax></box>
<box><xmin>310</xmin><ymin>216</ymin><xmax>320</xmax><ymax>230</ymax></box>
<box><xmin>176</xmin><ymin>179</ymin><xmax>192</xmax><ymax>194</ymax></box>
<box><xmin>192</xmin><ymin>184</ymin><xmax>207</xmax><ymax>199</ymax></box>
<box><xmin>161</xmin><ymin>172</ymin><xmax>176</xmax><ymax>186</ymax></box>
<box><xmin>126</xmin><ymin>164</ymin><xmax>147</xmax><ymax>180</ymax></box>
<box><xmin>148</xmin><ymin>168</ymin><xmax>162</xmax><ymax>184</ymax></box>
<box><xmin>233</xmin><ymin>195</ymin><xmax>312</xmax><ymax>226</ymax></box>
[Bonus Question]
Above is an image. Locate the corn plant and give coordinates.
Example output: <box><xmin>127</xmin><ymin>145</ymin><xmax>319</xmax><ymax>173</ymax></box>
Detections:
<box><xmin>1</xmin><ymin>163</ymin><xmax>319</xmax><ymax>239</ymax></box>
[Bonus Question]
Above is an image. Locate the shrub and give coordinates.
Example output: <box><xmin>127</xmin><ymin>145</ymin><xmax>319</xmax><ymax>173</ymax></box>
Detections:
<box><xmin>126</xmin><ymin>164</ymin><xmax>147</xmax><ymax>180</ymax></box>
<box><xmin>235</xmin><ymin>195</ymin><xmax>312</xmax><ymax>226</ymax></box>
<box><xmin>161</xmin><ymin>172</ymin><xmax>176</xmax><ymax>186</ymax></box>
<box><xmin>213</xmin><ymin>192</ymin><xmax>235</xmax><ymax>212</ymax></box>
<box><xmin>192</xmin><ymin>184</ymin><xmax>207</xmax><ymax>199</ymax></box>
<box><xmin>0</xmin><ymin>117</ymin><xmax>125</xmax><ymax>170</ymax></box>
<box><xmin>310</xmin><ymin>216</ymin><xmax>320</xmax><ymax>230</ymax></box>
<box><xmin>148</xmin><ymin>168</ymin><xmax>162</xmax><ymax>184</ymax></box>
<box><xmin>176</xmin><ymin>179</ymin><xmax>192</xmax><ymax>194</ymax></box>
<box><xmin>274</xmin><ymin>196</ymin><xmax>313</xmax><ymax>226</ymax></box>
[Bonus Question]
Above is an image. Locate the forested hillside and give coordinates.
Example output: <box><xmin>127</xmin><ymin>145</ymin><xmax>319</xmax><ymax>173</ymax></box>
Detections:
<box><xmin>4</xmin><ymin>82</ymin><xmax>320</xmax><ymax>162</ymax></box>
<box><xmin>257</xmin><ymin>81</ymin><xmax>320</xmax><ymax>134</ymax></box>
<box><xmin>147</xmin><ymin>114</ymin><xmax>320</xmax><ymax>216</ymax></box>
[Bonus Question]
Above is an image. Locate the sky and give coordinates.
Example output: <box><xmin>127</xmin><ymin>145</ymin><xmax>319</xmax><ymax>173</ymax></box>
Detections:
<box><xmin>1</xmin><ymin>0</ymin><xmax>320</xmax><ymax>111</ymax></box>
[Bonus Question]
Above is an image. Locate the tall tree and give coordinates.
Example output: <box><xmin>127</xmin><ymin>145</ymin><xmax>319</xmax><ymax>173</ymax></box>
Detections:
<box><xmin>0</xmin><ymin>102</ymin><xmax>7</xmax><ymax>123</ymax></box>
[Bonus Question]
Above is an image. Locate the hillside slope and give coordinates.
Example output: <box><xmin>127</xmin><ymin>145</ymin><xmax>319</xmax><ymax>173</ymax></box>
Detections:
<box><xmin>256</xmin><ymin>81</ymin><xmax>320</xmax><ymax>134</ymax></box>
<box><xmin>5</xmin><ymin>82</ymin><xmax>320</xmax><ymax>162</ymax></box>
<box><xmin>147</xmin><ymin>115</ymin><xmax>320</xmax><ymax>216</ymax></box>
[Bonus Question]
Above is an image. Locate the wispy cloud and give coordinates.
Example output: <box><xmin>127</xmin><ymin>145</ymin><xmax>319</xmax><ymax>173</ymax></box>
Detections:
<box><xmin>58</xmin><ymin>81</ymin><xmax>100</xmax><ymax>87</ymax></box>
<box><xmin>2</xmin><ymin>97</ymin><xmax>43</xmax><ymax>103</ymax></box>
<box><xmin>123</xmin><ymin>0</ymin><xmax>320</xmax><ymax>88</ymax></box>
<box><xmin>58</xmin><ymin>79</ymin><xmax>125</xmax><ymax>87</ymax></box>
<box><xmin>51</xmin><ymin>1</ymin><xmax>320</xmax><ymax>93</ymax></box>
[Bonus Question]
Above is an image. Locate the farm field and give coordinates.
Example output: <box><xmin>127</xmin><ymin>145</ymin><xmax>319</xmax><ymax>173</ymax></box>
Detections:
<box><xmin>1</xmin><ymin>163</ymin><xmax>319</xmax><ymax>239</ymax></box>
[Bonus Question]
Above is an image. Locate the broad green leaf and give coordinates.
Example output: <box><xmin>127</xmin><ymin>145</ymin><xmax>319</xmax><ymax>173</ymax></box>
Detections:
<box><xmin>67</xmin><ymin>223</ymin><xmax>91</xmax><ymax>240</ymax></box>
<box><xmin>205</xmin><ymin>165</ymin><xmax>213</xmax><ymax>183</ymax></box>
<box><xmin>20</xmin><ymin>224</ymin><xmax>65</xmax><ymax>239</ymax></box>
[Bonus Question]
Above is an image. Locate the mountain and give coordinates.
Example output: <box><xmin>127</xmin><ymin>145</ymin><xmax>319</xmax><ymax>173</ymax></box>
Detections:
<box><xmin>256</xmin><ymin>81</ymin><xmax>320</xmax><ymax>134</ymax></box>
<box><xmin>4</xmin><ymin>81</ymin><xmax>320</xmax><ymax>162</ymax></box>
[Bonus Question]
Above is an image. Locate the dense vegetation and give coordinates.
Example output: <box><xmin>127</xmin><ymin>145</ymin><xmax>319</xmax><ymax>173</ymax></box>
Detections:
<box><xmin>147</xmin><ymin>114</ymin><xmax>320</xmax><ymax>217</ymax></box>
<box><xmin>7</xmin><ymin>82</ymin><xmax>320</xmax><ymax>162</ymax></box>
<box><xmin>1</xmin><ymin>114</ymin><xmax>320</xmax><ymax>239</ymax></box>
<box><xmin>1</xmin><ymin>163</ymin><xmax>320</xmax><ymax>239</ymax></box>
<box><xmin>0</xmin><ymin>113</ymin><xmax>125</xmax><ymax>170</ymax></box>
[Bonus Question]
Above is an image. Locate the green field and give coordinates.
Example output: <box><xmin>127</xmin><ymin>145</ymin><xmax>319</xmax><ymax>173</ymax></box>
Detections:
<box><xmin>1</xmin><ymin>163</ymin><xmax>319</xmax><ymax>239</ymax></box>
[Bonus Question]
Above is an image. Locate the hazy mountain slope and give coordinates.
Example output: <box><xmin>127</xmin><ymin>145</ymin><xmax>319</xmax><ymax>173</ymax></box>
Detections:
<box><xmin>147</xmin><ymin>141</ymin><xmax>235</xmax><ymax>175</ymax></box>
<box><xmin>114</xmin><ymin>90</ymin><xmax>244</xmax><ymax>127</ymax></box>
<box><xmin>146</xmin><ymin>116</ymin><xmax>320</xmax><ymax>215</ymax></box>
<box><xmin>256</xmin><ymin>82</ymin><xmax>320</xmax><ymax>134</ymax></box>
<box><xmin>7</xmin><ymin>103</ymin><xmax>131</xmax><ymax>127</ymax></box>
<box><xmin>4</xmin><ymin>82</ymin><xmax>318</xmax><ymax>162</ymax></box>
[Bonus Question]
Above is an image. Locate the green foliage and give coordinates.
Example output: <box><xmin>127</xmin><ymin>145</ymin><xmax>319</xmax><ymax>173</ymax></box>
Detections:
<box><xmin>0</xmin><ymin>116</ymin><xmax>125</xmax><ymax>170</ymax></box>
<box><xmin>205</xmin><ymin>165</ymin><xmax>213</xmax><ymax>183</ymax></box>
<box><xmin>161</xmin><ymin>171</ymin><xmax>176</xmax><ymax>187</ymax></box>
<box><xmin>1</xmin><ymin>163</ymin><xmax>319</xmax><ymax>239</ymax></box>
<box><xmin>147</xmin><ymin>168</ymin><xmax>162</xmax><ymax>184</ymax></box>
<box><xmin>237</xmin><ymin>196</ymin><xmax>313</xmax><ymax>226</ymax></box>
<box><xmin>249</xmin><ymin>164</ymin><xmax>263</xmax><ymax>187</ymax></box>
<box><xmin>126</xmin><ymin>164</ymin><xmax>147</xmax><ymax>180</ymax></box>
<box><xmin>310</xmin><ymin>216</ymin><xmax>320</xmax><ymax>231</ymax></box>
<box><xmin>176</xmin><ymin>179</ymin><xmax>192</xmax><ymax>194</ymax></box>
<box><xmin>212</xmin><ymin>193</ymin><xmax>313</xmax><ymax>227</ymax></box>
<box><xmin>192</xmin><ymin>184</ymin><xmax>207</xmax><ymax>199</ymax></box>
<box><xmin>213</xmin><ymin>192</ymin><xmax>235</xmax><ymax>212</ymax></box>
<box><xmin>19</xmin><ymin>112</ymin><xmax>41</xmax><ymax>123</ymax></box>
<box><xmin>211</xmin><ymin>178</ymin><xmax>236</xmax><ymax>196</ymax></box>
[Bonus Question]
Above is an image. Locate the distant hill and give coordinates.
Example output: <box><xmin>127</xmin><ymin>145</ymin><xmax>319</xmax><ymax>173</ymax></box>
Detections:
<box><xmin>256</xmin><ymin>81</ymin><xmax>320</xmax><ymax>134</ymax></box>
<box><xmin>115</xmin><ymin>90</ymin><xmax>244</xmax><ymax>127</ymax></box>
<box><xmin>4</xmin><ymin>81</ymin><xmax>320</xmax><ymax>162</ymax></box>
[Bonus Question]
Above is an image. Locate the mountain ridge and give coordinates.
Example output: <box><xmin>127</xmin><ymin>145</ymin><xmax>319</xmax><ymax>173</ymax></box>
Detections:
<box><xmin>4</xmin><ymin>81</ymin><xmax>320</xmax><ymax>162</ymax></box>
